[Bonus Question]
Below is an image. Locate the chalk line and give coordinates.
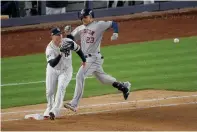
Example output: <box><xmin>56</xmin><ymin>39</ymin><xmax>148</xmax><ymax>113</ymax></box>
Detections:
<box><xmin>1</xmin><ymin>76</ymin><xmax>94</xmax><ymax>87</ymax></box>
<box><xmin>75</xmin><ymin>102</ymin><xmax>197</xmax><ymax>116</ymax></box>
<box><xmin>2</xmin><ymin>94</ymin><xmax>197</xmax><ymax>115</ymax></box>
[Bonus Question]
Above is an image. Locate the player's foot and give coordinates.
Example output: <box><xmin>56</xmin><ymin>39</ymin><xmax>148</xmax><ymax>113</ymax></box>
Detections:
<box><xmin>43</xmin><ymin>116</ymin><xmax>49</xmax><ymax>120</ymax></box>
<box><xmin>64</xmin><ymin>103</ymin><xmax>77</xmax><ymax>112</ymax></box>
<box><xmin>122</xmin><ymin>81</ymin><xmax>131</xmax><ymax>100</ymax></box>
<box><xmin>49</xmin><ymin>112</ymin><xmax>55</xmax><ymax>120</ymax></box>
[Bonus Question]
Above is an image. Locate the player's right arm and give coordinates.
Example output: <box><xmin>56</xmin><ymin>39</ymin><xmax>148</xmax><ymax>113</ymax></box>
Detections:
<box><xmin>46</xmin><ymin>48</ymin><xmax>62</xmax><ymax>68</ymax></box>
<box><xmin>64</xmin><ymin>25</ymin><xmax>75</xmax><ymax>40</ymax></box>
<box><xmin>71</xmin><ymin>26</ymin><xmax>81</xmax><ymax>41</ymax></box>
<box><xmin>64</xmin><ymin>25</ymin><xmax>81</xmax><ymax>41</ymax></box>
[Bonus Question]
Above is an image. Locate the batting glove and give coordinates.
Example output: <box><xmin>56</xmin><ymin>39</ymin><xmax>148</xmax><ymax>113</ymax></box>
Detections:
<box><xmin>111</xmin><ymin>33</ymin><xmax>118</xmax><ymax>41</ymax></box>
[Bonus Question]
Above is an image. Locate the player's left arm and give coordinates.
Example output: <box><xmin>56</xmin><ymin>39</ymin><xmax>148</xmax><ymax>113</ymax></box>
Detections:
<box><xmin>110</xmin><ymin>21</ymin><xmax>119</xmax><ymax>41</ymax></box>
<box><xmin>72</xmin><ymin>41</ymin><xmax>86</xmax><ymax>63</ymax></box>
<box><xmin>61</xmin><ymin>38</ymin><xmax>86</xmax><ymax>63</ymax></box>
<box><xmin>99</xmin><ymin>21</ymin><xmax>119</xmax><ymax>41</ymax></box>
<box><xmin>111</xmin><ymin>21</ymin><xmax>119</xmax><ymax>33</ymax></box>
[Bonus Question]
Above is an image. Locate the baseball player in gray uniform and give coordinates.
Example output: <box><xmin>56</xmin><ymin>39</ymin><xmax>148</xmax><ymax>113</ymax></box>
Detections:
<box><xmin>43</xmin><ymin>27</ymin><xmax>86</xmax><ymax>120</ymax></box>
<box><xmin>64</xmin><ymin>9</ymin><xmax>131</xmax><ymax>112</ymax></box>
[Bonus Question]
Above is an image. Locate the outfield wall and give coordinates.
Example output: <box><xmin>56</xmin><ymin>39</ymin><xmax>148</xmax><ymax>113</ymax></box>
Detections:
<box><xmin>1</xmin><ymin>1</ymin><xmax>197</xmax><ymax>28</ymax></box>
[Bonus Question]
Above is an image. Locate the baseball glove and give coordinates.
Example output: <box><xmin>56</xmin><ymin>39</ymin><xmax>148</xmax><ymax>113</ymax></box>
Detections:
<box><xmin>60</xmin><ymin>40</ymin><xmax>74</xmax><ymax>57</ymax></box>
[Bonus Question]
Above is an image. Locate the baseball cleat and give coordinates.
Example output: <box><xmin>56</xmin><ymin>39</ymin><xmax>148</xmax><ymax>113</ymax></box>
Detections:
<box><xmin>122</xmin><ymin>81</ymin><xmax>131</xmax><ymax>100</ymax></box>
<box><xmin>49</xmin><ymin>112</ymin><xmax>55</xmax><ymax>120</ymax></box>
<box><xmin>64</xmin><ymin>103</ymin><xmax>77</xmax><ymax>112</ymax></box>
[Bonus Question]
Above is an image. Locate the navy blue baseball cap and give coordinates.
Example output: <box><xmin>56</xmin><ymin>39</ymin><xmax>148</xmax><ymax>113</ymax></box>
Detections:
<box><xmin>78</xmin><ymin>8</ymin><xmax>94</xmax><ymax>19</ymax></box>
<box><xmin>51</xmin><ymin>27</ymin><xmax>62</xmax><ymax>36</ymax></box>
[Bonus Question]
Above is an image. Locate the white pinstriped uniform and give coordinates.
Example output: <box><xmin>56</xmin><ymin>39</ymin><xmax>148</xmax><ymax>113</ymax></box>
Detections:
<box><xmin>44</xmin><ymin>38</ymin><xmax>79</xmax><ymax>117</ymax></box>
<box><xmin>69</xmin><ymin>21</ymin><xmax>117</xmax><ymax>107</ymax></box>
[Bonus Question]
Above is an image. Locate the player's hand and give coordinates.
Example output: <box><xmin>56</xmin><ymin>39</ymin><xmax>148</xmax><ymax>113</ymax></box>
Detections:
<box><xmin>59</xmin><ymin>52</ymin><xmax>63</xmax><ymax>56</ymax></box>
<box><xmin>64</xmin><ymin>25</ymin><xmax>72</xmax><ymax>35</ymax></box>
<box><xmin>81</xmin><ymin>62</ymin><xmax>86</xmax><ymax>68</ymax></box>
<box><xmin>111</xmin><ymin>33</ymin><xmax>118</xmax><ymax>41</ymax></box>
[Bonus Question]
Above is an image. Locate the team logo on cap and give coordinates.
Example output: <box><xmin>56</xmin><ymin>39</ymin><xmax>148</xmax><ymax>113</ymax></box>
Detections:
<box><xmin>81</xmin><ymin>9</ymin><xmax>85</xmax><ymax>14</ymax></box>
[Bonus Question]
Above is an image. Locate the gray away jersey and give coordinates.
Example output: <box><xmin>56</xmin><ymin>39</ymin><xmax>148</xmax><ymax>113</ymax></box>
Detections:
<box><xmin>71</xmin><ymin>21</ymin><xmax>112</xmax><ymax>54</ymax></box>
<box><xmin>46</xmin><ymin>38</ymin><xmax>79</xmax><ymax>70</ymax></box>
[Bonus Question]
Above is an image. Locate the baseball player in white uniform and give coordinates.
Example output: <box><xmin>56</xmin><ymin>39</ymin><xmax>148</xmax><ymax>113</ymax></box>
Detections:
<box><xmin>43</xmin><ymin>27</ymin><xmax>86</xmax><ymax>120</ymax></box>
<box><xmin>64</xmin><ymin>9</ymin><xmax>131</xmax><ymax>112</ymax></box>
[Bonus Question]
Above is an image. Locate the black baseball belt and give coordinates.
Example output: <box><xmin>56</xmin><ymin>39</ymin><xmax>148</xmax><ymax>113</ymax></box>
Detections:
<box><xmin>85</xmin><ymin>52</ymin><xmax>104</xmax><ymax>59</ymax></box>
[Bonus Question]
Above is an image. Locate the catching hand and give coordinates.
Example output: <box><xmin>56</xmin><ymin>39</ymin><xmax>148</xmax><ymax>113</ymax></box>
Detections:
<box><xmin>60</xmin><ymin>41</ymin><xmax>74</xmax><ymax>57</ymax></box>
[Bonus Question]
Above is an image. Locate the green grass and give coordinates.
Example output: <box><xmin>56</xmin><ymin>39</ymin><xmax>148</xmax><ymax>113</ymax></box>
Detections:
<box><xmin>1</xmin><ymin>36</ymin><xmax>197</xmax><ymax>109</ymax></box>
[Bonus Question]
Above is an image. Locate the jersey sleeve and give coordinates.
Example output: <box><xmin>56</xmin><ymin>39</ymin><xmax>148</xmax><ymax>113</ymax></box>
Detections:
<box><xmin>99</xmin><ymin>21</ymin><xmax>113</xmax><ymax>31</ymax></box>
<box><xmin>46</xmin><ymin>49</ymin><xmax>55</xmax><ymax>62</ymax></box>
<box><xmin>71</xmin><ymin>26</ymin><xmax>80</xmax><ymax>41</ymax></box>
<box><xmin>72</xmin><ymin>40</ymin><xmax>80</xmax><ymax>52</ymax></box>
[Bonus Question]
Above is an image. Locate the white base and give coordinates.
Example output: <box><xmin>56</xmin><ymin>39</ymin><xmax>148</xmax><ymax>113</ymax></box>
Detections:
<box><xmin>24</xmin><ymin>114</ymin><xmax>44</xmax><ymax>120</ymax></box>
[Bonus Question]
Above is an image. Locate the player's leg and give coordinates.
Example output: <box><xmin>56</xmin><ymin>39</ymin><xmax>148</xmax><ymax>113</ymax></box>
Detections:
<box><xmin>93</xmin><ymin>59</ymin><xmax>131</xmax><ymax>100</ymax></box>
<box><xmin>43</xmin><ymin>72</ymin><xmax>58</xmax><ymax>118</ymax></box>
<box><xmin>49</xmin><ymin>67</ymin><xmax>73</xmax><ymax>120</ymax></box>
<box><xmin>94</xmin><ymin>70</ymin><xmax>131</xmax><ymax>100</ymax></box>
<box><xmin>93</xmin><ymin>70</ymin><xmax>116</xmax><ymax>85</ymax></box>
<box><xmin>64</xmin><ymin>62</ymin><xmax>96</xmax><ymax>111</ymax></box>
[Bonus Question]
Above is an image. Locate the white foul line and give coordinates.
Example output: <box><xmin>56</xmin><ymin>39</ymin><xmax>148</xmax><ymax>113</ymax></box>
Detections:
<box><xmin>1</xmin><ymin>94</ymin><xmax>197</xmax><ymax>115</ymax></box>
<box><xmin>2</xmin><ymin>102</ymin><xmax>197</xmax><ymax>122</ymax></box>
<box><xmin>1</xmin><ymin>76</ymin><xmax>94</xmax><ymax>87</ymax></box>
<box><xmin>75</xmin><ymin>102</ymin><xmax>197</xmax><ymax>116</ymax></box>
<box><xmin>3</xmin><ymin>119</ymin><xmax>21</xmax><ymax>122</ymax></box>
<box><xmin>79</xmin><ymin>94</ymin><xmax>197</xmax><ymax>108</ymax></box>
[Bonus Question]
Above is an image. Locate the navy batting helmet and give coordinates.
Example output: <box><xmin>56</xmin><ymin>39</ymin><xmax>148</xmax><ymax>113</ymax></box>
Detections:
<box><xmin>78</xmin><ymin>8</ymin><xmax>94</xmax><ymax>19</ymax></box>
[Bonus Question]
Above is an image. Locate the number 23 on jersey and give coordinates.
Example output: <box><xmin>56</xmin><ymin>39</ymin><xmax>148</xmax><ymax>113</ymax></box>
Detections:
<box><xmin>86</xmin><ymin>37</ymin><xmax>94</xmax><ymax>43</ymax></box>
